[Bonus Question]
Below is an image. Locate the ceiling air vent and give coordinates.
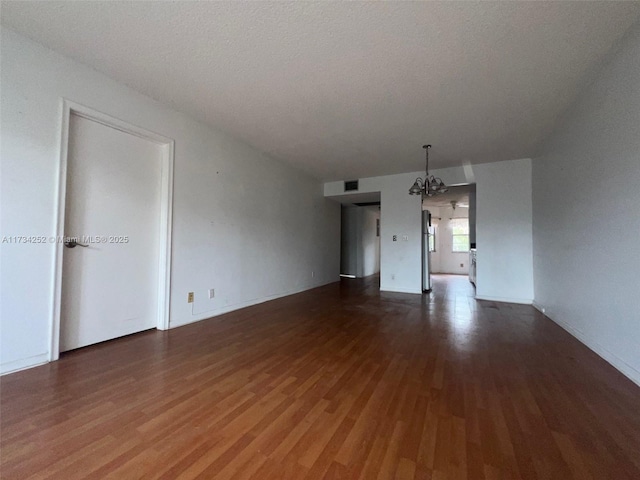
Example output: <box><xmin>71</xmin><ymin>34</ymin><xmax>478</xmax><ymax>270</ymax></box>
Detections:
<box><xmin>344</xmin><ymin>180</ymin><xmax>359</xmax><ymax>192</ymax></box>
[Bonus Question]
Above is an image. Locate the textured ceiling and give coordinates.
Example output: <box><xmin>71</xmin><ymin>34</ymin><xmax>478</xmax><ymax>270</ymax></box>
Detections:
<box><xmin>423</xmin><ymin>185</ymin><xmax>472</xmax><ymax>209</ymax></box>
<box><xmin>2</xmin><ymin>1</ymin><xmax>639</xmax><ymax>181</ymax></box>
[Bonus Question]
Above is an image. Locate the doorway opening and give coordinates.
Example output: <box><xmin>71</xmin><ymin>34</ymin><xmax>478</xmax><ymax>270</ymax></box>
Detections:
<box><xmin>336</xmin><ymin>192</ymin><xmax>381</xmax><ymax>286</ymax></box>
<box><xmin>422</xmin><ymin>184</ymin><xmax>476</xmax><ymax>289</ymax></box>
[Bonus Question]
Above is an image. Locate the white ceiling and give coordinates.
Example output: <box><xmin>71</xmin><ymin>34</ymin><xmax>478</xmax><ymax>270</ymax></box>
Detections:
<box><xmin>423</xmin><ymin>185</ymin><xmax>472</xmax><ymax>209</ymax></box>
<box><xmin>2</xmin><ymin>1</ymin><xmax>639</xmax><ymax>181</ymax></box>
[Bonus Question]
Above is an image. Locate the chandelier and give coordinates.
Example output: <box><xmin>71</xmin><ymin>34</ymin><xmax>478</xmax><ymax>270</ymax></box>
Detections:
<box><xmin>408</xmin><ymin>145</ymin><xmax>448</xmax><ymax>197</ymax></box>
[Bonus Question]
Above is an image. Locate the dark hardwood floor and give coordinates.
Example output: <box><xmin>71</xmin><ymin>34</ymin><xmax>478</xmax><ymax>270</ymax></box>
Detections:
<box><xmin>1</xmin><ymin>274</ymin><xmax>639</xmax><ymax>479</ymax></box>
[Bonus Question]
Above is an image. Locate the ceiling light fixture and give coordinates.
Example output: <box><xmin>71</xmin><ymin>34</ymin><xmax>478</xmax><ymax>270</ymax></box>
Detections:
<box><xmin>408</xmin><ymin>145</ymin><xmax>448</xmax><ymax>197</ymax></box>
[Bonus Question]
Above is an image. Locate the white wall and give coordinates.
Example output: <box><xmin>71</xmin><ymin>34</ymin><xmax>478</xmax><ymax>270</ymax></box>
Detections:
<box><xmin>474</xmin><ymin>159</ymin><xmax>534</xmax><ymax>303</ymax></box>
<box><xmin>325</xmin><ymin>158</ymin><xmax>534</xmax><ymax>301</ymax></box>
<box><xmin>532</xmin><ymin>22</ymin><xmax>640</xmax><ymax>385</ymax></box>
<box><xmin>428</xmin><ymin>205</ymin><xmax>470</xmax><ymax>275</ymax></box>
<box><xmin>0</xmin><ymin>29</ymin><xmax>340</xmax><ymax>374</ymax></box>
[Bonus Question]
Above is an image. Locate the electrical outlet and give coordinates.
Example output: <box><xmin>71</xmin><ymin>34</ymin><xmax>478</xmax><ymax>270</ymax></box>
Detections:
<box><xmin>187</xmin><ymin>292</ymin><xmax>194</xmax><ymax>303</ymax></box>
<box><xmin>208</xmin><ymin>288</ymin><xmax>215</xmax><ymax>299</ymax></box>
<box><xmin>460</xmin><ymin>263</ymin><xmax>464</xmax><ymax>267</ymax></box>
<box><xmin>393</xmin><ymin>235</ymin><xmax>397</xmax><ymax>241</ymax></box>
<box><xmin>402</xmin><ymin>235</ymin><xmax>408</xmax><ymax>241</ymax></box>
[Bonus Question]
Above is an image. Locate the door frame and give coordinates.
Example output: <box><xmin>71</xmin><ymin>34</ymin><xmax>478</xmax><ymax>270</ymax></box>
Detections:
<box><xmin>49</xmin><ymin>99</ymin><xmax>175</xmax><ymax>361</ymax></box>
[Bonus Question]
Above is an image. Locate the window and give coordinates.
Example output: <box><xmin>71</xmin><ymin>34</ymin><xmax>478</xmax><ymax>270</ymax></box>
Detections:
<box><xmin>428</xmin><ymin>225</ymin><xmax>436</xmax><ymax>252</ymax></box>
<box><xmin>450</xmin><ymin>218</ymin><xmax>469</xmax><ymax>252</ymax></box>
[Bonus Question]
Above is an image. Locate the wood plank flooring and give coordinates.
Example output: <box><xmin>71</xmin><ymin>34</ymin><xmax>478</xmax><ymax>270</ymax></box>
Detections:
<box><xmin>2</xmin><ymin>274</ymin><xmax>639</xmax><ymax>479</ymax></box>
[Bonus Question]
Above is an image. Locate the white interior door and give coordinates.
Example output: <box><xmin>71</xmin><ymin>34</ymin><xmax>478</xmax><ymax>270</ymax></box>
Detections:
<box><xmin>60</xmin><ymin>113</ymin><xmax>163</xmax><ymax>352</ymax></box>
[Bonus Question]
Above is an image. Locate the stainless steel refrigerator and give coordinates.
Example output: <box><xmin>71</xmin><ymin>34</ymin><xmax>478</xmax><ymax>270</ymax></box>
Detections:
<box><xmin>422</xmin><ymin>210</ymin><xmax>432</xmax><ymax>292</ymax></box>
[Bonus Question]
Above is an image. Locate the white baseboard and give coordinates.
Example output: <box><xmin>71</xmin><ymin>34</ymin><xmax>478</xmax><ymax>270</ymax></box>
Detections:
<box><xmin>1</xmin><ymin>353</ymin><xmax>49</xmax><ymax>376</ymax></box>
<box><xmin>379</xmin><ymin>286</ymin><xmax>423</xmax><ymax>295</ymax></box>
<box><xmin>171</xmin><ymin>279</ymin><xmax>338</xmax><ymax>329</ymax></box>
<box><xmin>532</xmin><ymin>301</ymin><xmax>545</xmax><ymax>313</ymax></box>
<box><xmin>475</xmin><ymin>294</ymin><xmax>533</xmax><ymax>305</ymax></box>
<box><xmin>533</xmin><ymin>304</ymin><xmax>640</xmax><ymax>387</ymax></box>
